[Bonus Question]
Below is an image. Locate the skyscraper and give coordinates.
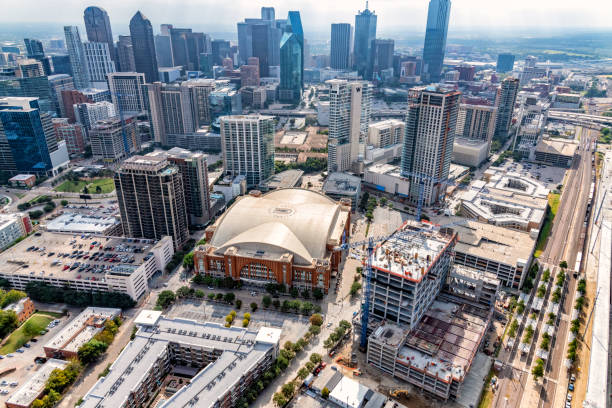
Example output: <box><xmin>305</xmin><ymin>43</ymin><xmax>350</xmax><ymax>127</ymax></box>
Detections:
<box><xmin>116</xmin><ymin>35</ymin><xmax>136</xmax><ymax>72</ymax></box>
<box><xmin>370</xmin><ymin>39</ymin><xmax>394</xmax><ymax>80</ymax></box>
<box><xmin>327</xmin><ymin>79</ymin><xmax>371</xmax><ymax>173</ymax></box>
<box><xmin>422</xmin><ymin>0</ymin><xmax>451</xmax><ymax>83</ymax></box>
<box><xmin>154</xmin><ymin>34</ymin><xmax>173</xmax><ymax>68</ymax></box>
<box><xmin>107</xmin><ymin>72</ymin><xmax>147</xmax><ymax>115</ymax></box>
<box><xmin>129</xmin><ymin>11</ymin><xmax>158</xmax><ymax>82</ymax></box>
<box><xmin>47</xmin><ymin>74</ymin><xmax>74</xmax><ymax>116</ymax></box>
<box><xmin>354</xmin><ymin>3</ymin><xmax>377</xmax><ymax>78</ymax></box>
<box><xmin>83</xmin><ymin>42</ymin><xmax>116</xmax><ymax>88</ymax></box>
<box><xmin>24</xmin><ymin>39</ymin><xmax>44</xmax><ymax>60</ymax></box>
<box><xmin>211</xmin><ymin>40</ymin><xmax>232</xmax><ymax>66</ymax></box>
<box><xmin>494</xmin><ymin>77</ymin><xmax>519</xmax><ymax>139</ymax></box>
<box><xmin>401</xmin><ymin>86</ymin><xmax>460</xmax><ymax>206</ymax></box>
<box><xmin>496</xmin><ymin>53</ymin><xmax>515</xmax><ymax>73</ymax></box>
<box><xmin>220</xmin><ymin>115</ymin><xmax>274</xmax><ymax>187</ymax></box>
<box><xmin>64</xmin><ymin>26</ymin><xmax>90</xmax><ymax>89</ymax></box>
<box><xmin>330</xmin><ymin>23</ymin><xmax>352</xmax><ymax>70</ymax></box>
<box><xmin>237</xmin><ymin>7</ymin><xmax>282</xmax><ymax>75</ymax></box>
<box><xmin>114</xmin><ymin>154</ymin><xmax>189</xmax><ymax>250</ymax></box>
<box><xmin>169</xmin><ymin>28</ymin><xmax>210</xmax><ymax>71</ymax></box>
<box><xmin>166</xmin><ymin>147</ymin><xmax>212</xmax><ymax>226</ymax></box>
<box><xmin>279</xmin><ymin>11</ymin><xmax>304</xmax><ymax>103</ymax></box>
<box><xmin>83</xmin><ymin>6</ymin><xmax>117</xmax><ymax>67</ymax></box>
<box><xmin>0</xmin><ymin>97</ymin><xmax>68</xmax><ymax>175</ymax></box>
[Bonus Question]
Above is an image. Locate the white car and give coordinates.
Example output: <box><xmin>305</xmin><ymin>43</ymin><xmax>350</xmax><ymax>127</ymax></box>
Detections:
<box><xmin>0</xmin><ymin>389</ymin><xmax>8</xmax><ymax>395</ymax></box>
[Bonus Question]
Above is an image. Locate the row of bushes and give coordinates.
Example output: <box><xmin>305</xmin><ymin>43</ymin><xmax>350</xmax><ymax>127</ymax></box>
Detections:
<box><xmin>32</xmin><ymin>360</ymin><xmax>82</xmax><ymax>408</ymax></box>
<box><xmin>522</xmin><ymin>263</ymin><xmax>539</xmax><ymax>294</ymax></box>
<box><xmin>191</xmin><ymin>274</ymin><xmax>242</xmax><ymax>290</ymax></box>
<box><xmin>26</xmin><ymin>282</ymin><xmax>136</xmax><ymax>309</ymax></box>
<box><xmin>323</xmin><ymin>320</ymin><xmax>352</xmax><ymax>350</ymax></box>
<box><xmin>264</xmin><ymin>283</ymin><xmax>324</xmax><ymax>300</ymax></box>
<box><xmin>77</xmin><ymin>316</ymin><xmax>122</xmax><ymax>364</ymax></box>
<box><xmin>17</xmin><ymin>195</ymin><xmax>52</xmax><ymax>211</ymax></box>
<box><xmin>236</xmin><ymin>315</ymin><xmax>325</xmax><ymax>408</ymax></box>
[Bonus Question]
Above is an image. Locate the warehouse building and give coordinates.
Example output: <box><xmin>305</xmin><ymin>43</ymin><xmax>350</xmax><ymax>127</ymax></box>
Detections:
<box><xmin>80</xmin><ymin>310</ymin><xmax>281</xmax><ymax>408</ymax></box>
<box><xmin>0</xmin><ymin>232</ymin><xmax>173</xmax><ymax>300</ymax></box>
<box><xmin>195</xmin><ymin>189</ymin><xmax>351</xmax><ymax>293</ymax></box>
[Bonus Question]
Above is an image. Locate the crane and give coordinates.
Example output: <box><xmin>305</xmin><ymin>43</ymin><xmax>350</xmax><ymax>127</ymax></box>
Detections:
<box><xmin>335</xmin><ymin>219</ymin><xmax>467</xmax><ymax>350</ymax></box>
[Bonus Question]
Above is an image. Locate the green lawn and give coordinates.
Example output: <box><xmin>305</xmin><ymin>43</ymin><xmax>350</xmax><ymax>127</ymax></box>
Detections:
<box><xmin>0</xmin><ymin>313</ymin><xmax>54</xmax><ymax>354</ymax></box>
<box><xmin>534</xmin><ymin>193</ymin><xmax>561</xmax><ymax>258</ymax></box>
<box><xmin>54</xmin><ymin>178</ymin><xmax>115</xmax><ymax>194</ymax></box>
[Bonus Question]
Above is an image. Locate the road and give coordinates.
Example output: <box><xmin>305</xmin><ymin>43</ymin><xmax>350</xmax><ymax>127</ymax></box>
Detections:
<box><xmin>493</xmin><ymin>127</ymin><xmax>595</xmax><ymax>408</ymax></box>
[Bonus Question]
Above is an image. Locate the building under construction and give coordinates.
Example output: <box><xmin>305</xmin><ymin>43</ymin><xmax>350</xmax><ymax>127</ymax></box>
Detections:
<box><xmin>367</xmin><ymin>300</ymin><xmax>492</xmax><ymax>400</ymax></box>
<box><xmin>369</xmin><ymin>221</ymin><xmax>457</xmax><ymax>331</ymax></box>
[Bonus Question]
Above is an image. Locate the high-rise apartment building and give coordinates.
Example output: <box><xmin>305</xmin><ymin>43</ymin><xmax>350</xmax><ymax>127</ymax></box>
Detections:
<box><xmin>145</xmin><ymin>79</ymin><xmax>215</xmax><ymax>145</ymax></box>
<box><xmin>496</xmin><ymin>53</ymin><xmax>515</xmax><ymax>74</ymax></box>
<box><xmin>52</xmin><ymin>118</ymin><xmax>86</xmax><ymax>156</ymax></box>
<box><xmin>129</xmin><ymin>11</ymin><xmax>158</xmax><ymax>82</ymax></box>
<box><xmin>61</xmin><ymin>88</ymin><xmax>110</xmax><ymax>123</ymax></box>
<box><xmin>401</xmin><ymin>86</ymin><xmax>460</xmax><ymax>206</ymax></box>
<box><xmin>83</xmin><ymin>6</ymin><xmax>117</xmax><ymax>67</ymax></box>
<box><xmin>494</xmin><ymin>77</ymin><xmax>519</xmax><ymax>139</ymax></box>
<box><xmin>114</xmin><ymin>155</ymin><xmax>189</xmax><ymax>249</ymax></box>
<box><xmin>116</xmin><ymin>35</ymin><xmax>136</xmax><ymax>72</ymax></box>
<box><xmin>220</xmin><ymin>115</ymin><xmax>274</xmax><ymax>187</ymax></box>
<box><xmin>0</xmin><ymin>97</ymin><xmax>69</xmax><ymax>175</ymax></box>
<box><xmin>64</xmin><ymin>26</ymin><xmax>90</xmax><ymax>89</ymax></box>
<box><xmin>83</xmin><ymin>42</ymin><xmax>116</xmax><ymax>88</ymax></box>
<box><xmin>330</xmin><ymin>23</ymin><xmax>352</xmax><ymax>70</ymax></box>
<box><xmin>422</xmin><ymin>0</ymin><xmax>451</xmax><ymax>83</ymax></box>
<box><xmin>456</xmin><ymin>102</ymin><xmax>497</xmax><ymax>143</ymax></box>
<box><xmin>354</xmin><ymin>4</ymin><xmax>377</xmax><ymax>78</ymax></box>
<box><xmin>279</xmin><ymin>11</ymin><xmax>304</xmax><ymax>103</ymax></box>
<box><xmin>47</xmin><ymin>74</ymin><xmax>75</xmax><ymax>116</ymax></box>
<box><xmin>90</xmin><ymin>116</ymin><xmax>140</xmax><ymax>161</ymax></box>
<box><xmin>16</xmin><ymin>59</ymin><xmax>45</xmax><ymax>78</ymax></box>
<box><xmin>166</xmin><ymin>147</ymin><xmax>212</xmax><ymax>226</ymax></box>
<box><xmin>106</xmin><ymin>72</ymin><xmax>147</xmax><ymax>115</ymax></box>
<box><xmin>74</xmin><ymin>101</ymin><xmax>116</xmax><ymax>137</ymax></box>
<box><xmin>327</xmin><ymin>79</ymin><xmax>371</xmax><ymax>173</ymax></box>
<box><xmin>370</xmin><ymin>39</ymin><xmax>394</xmax><ymax>80</ymax></box>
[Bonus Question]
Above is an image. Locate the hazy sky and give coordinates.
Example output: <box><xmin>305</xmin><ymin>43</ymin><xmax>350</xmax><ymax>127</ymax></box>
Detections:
<box><xmin>4</xmin><ymin>0</ymin><xmax>612</xmax><ymax>35</ymax></box>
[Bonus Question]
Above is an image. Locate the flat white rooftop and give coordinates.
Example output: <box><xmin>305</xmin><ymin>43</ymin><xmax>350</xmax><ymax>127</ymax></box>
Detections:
<box><xmin>46</xmin><ymin>212</ymin><xmax>120</xmax><ymax>234</ymax></box>
<box><xmin>6</xmin><ymin>359</ymin><xmax>68</xmax><ymax>407</ymax></box>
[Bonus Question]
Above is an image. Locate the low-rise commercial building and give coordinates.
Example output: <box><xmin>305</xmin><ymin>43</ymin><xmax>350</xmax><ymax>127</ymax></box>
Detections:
<box><xmin>80</xmin><ymin>311</ymin><xmax>281</xmax><ymax>408</ymax></box>
<box><xmin>452</xmin><ymin>220</ymin><xmax>536</xmax><ymax>289</ymax></box>
<box><xmin>258</xmin><ymin>169</ymin><xmax>304</xmax><ymax>191</ymax></box>
<box><xmin>534</xmin><ymin>138</ymin><xmax>578</xmax><ymax>168</ymax></box>
<box><xmin>43</xmin><ymin>307</ymin><xmax>121</xmax><ymax>359</ymax></box>
<box><xmin>5</xmin><ymin>359</ymin><xmax>68</xmax><ymax>408</ymax></box>
<box><xmin>367</xmin><ymin>300</ymin><xmax>491</xmax><ymax>401</ymax></box>
<box><xmin>45</xmin><ymin>212</ymin><xmax>121</xmax><ymax>236</ymax></box>
<box><xmin>369</xmin><ymin>221</ymin><xmax>456</xmax><ymax>331</ymax></box>
<box><xmin>459</xmin><ymin>168</ymin><xmax>549</xmax><ymax>232</ymax></box>
<box><xmin>452</xmin><ymin>138</ymin><xmax>489</xmax><ymax>167</ymax></box>
<box><xmin>364</xmin><ymin>163</ymin><xmax>410</xmax><ymax>197</ymax></box>
<box><xmin>0</xmin><ymin>232</ymin><xmax>174</xmax><ymax>300</ymax></box>
<box><xmin>8</xmin><ymin>174</ymin><xmax>36</xmax><ymax>188</ymax></box>
<box><xmin>195</xmin><ymin>189</ymin><xmax>350</xmax><ymax>293</ymax></box>
<box><xmin>2</xmin><ymin>297</ymin><xmax>35</xmax><ymax>323</ymax></box>
<box><xmin>322</xmin><ymin>172</ymin><xmax>361</xmax><ymax>210</ymax></box>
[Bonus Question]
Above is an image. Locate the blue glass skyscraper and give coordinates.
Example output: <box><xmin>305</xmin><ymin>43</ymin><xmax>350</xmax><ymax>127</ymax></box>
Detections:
<box><xmin>279</xmin><ymin>11</ymin><xmax>303</xmax><ymax>103</ymax></box>
<box><xmin>422</xmin><ymin>0</ymin><xmax>451</xmax><ymax>83</ymax></box>
<box><xmin>0</xmin><ymin>97</ymin><xmax>57</xmax><ymax>174</ymax></box>
<box><xmin>354</xmin><ymin>2</ymin><xmax>377</xmax><ymax>79</ymax></box>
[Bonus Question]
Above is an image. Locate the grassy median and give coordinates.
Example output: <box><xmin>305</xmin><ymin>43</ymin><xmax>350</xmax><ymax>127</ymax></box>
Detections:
<box><xmin>534</xmin><ymin>193</ymin><xmax>561</xmax><ymax>258</ymax></box>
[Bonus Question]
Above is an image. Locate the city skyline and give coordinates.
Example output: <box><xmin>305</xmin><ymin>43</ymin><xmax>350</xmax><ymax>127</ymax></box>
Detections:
<box><xmin>2</xmin><ymin>0</ymin><xmax>612</xmax><ymax>35</ymax></box>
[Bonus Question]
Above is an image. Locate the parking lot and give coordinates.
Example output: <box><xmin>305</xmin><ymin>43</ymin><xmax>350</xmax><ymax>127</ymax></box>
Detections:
<box><xmin>0</xmin><ymin>311</ymin><xmax>76</xmax><ymax>406</ymax></box>
<box><xmin>497</xmin><ymin>160</ymin><xmax>567</xmax><ymax>191</ymax></box>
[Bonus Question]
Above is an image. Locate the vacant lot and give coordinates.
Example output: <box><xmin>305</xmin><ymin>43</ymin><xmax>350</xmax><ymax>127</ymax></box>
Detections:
<box><xmin>55</xmin><ymin>178</ymin><xmax>115</xmax><ymax>194</ymax></box>
<box><xmin>0</xmin><ymin>313</ymin><xmax>54</xmax><ymax>354</ymax></box>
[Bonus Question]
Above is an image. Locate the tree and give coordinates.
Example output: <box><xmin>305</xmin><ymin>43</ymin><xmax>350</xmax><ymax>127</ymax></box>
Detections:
<box><xmin>310</xmin><ymin>353</ymin><xmax>322</xmax><ymax>364</ymax></box>
<box><xmin>532</xmin><ymin>359</ymin><xmax>544</xmax><ymax>380</ymax></box>
<box><xmin>350</xmin><ymin>281</ymin><xmax>362</xmax><ymax>296</ymax></box>
<box><xmin>226</xmin><ymin>315</ymin><xmax>234</xmax><ymax>324</ymax></box>
<box><xmin>60</xmin><ymin>200</ymin><xmax>68</xmax><ymax>206</ymax></box>
<box><xmin>298</xmin><ymin>367</ymin><xmax>310</xmax><ymax>379</ymax></box>
<box><xmin>243</xmin><ymin>312</ymin><xmax>251</xmax><ymax>320</ymax></box>
<box><xmin>207</xmin><ymin>293</ymin><xmax>215</xmax><ymax>300</ymax></box>
<box><xmin>276</xmin><ymin>355</ymin><xmax>289</xmax><ymax>370</ymax></box>
<box><xmin>290</xmin><ymin>287</ymin><xmax>299</xmax><ymax>298</ymax></box>
<box><xmin>272</xmin><ymin>299</ymin><xmax>280</xmax><ymax>309</ymax></box>
<box><xmin>250</xmin><ymin>302</ymin><xmax>258</xmax><ymax>312</ymax></box>
<box><xmin>215</xmin><ymin>293</ymin><xmax>224</xmax><ymax>300</ymax></box>
<box><xmin>262</xmin><ymin>295</ymin><xmax>272</xmax><ymax>308</ymax></box>
<box><xmin>156</xmin><ymin>290</ymin><xmax>176</xmax><ymax>308</ymax></box>
<box><xmin>312</xmin><ymin>288</ymin><xmax>324</xmax><ymax>300</ymax></box>
<box><xmin>309</xmin><ymin>325</ymin><xmax>321</xmax><ymax>335</ymax></box>
<box><xmin>182</xmin><ymin>253</ymin><xmax>194</xmax><ymax>269</ymax></box>
<box><xmin>559</xmin><ymin>260</ymin><xmax>568</xmax><ymax>269</ymax></box>
<box><xmin>242</xmin><ymin>319</ymin><xmax>249</xmax><ymax>327</ymax></box>
<box><xmin>301</xmin><ymin>289</ymin><xmax>310</xmax><ymax>299</ymax></box>
<box><xmin>273</xmin><ymin>392</ymin><xmax>287</xmax><ymax>407</ymax></box>
<box><xmin>83</xmin><ymin>186</ymin><xmax>89</xmax><ymax>195</ymax></box>
<box><xmin>284</xmin><ymin>341</ymin><xmax>294</xmax><ymax>351</ymax></box>
<box><xmin>300</xmin><ymin>302</ymin><xmax>313</xmax><ymax>315</ymax></box>
<box><xmin>236</xmin><ymin>299</ymin><xmax>242</xmax><ymax>309</ymax></box>
<box><xmin>339</xmin><ymin>320</ymin><xmax>351</xmax><ymax>330</ymax></box>
<box><xmin>321</xmin><ymin>387</ymin><xmax>330</xmax><ymax>399</ymax></box>
<box><xmin>224</xmin><ymin>292</ymin><xmax>235</xmax><ymax>304</ymax></box>
<box><xmin>281</xmin><ymin>382</ymin><xmax>295</xmax><ymax>398</ymax></box>
<box><xmin>309</xmin><ymin>314</ymin><xmax>323</xmax><ymax>326</ymax></box>
<box><xmin>77</xmin><ymin>339</ymin><xmax>108</xmax><ymax>364</ymax></box>
<box><xmin>176</xmin><ymin>286</ymin><xmax>192</xmax><ymax>298</ymax></box>
<box><xmin>194</xmin><ymin>289</ymin><xmax>205</xmax><ymax>298</ymax></box>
